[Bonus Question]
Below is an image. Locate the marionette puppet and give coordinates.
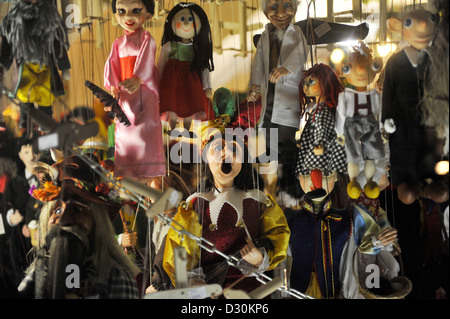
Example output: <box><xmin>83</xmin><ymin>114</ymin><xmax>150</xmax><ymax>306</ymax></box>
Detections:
<box><xmin>335</xmin><ymin>41</ymin><xmax>386</xmax><ymax>200</ymax></box>
<box><xmin>19</xmin><ymin>155</ymin><xmax>140</xmax><ymax>299</ymax></box>
<box><xmin>104</xmin><ymin>0</ymin><xmax>165</xmax><ymax>179</ymax></box>
<box><xmin>0</xmin><ymin>0</ymin><xmax>71</xmax><ymax>133</ymax></box>
<box><xmin>286</xmin><ymin>168</ymin><xmax>401</xmax><ymax>299</ymax></box>
<box><xmin>247</xmin><ymin>0</ymin><xmax>309</xmax><ymax>162</ymax></box>
<box><xmin>161</xmin><ymin>116</ymin><xmax>290</xmax><ymax>293</ymax></box>
<box><xmin>157</xmin><ymin>2</ymin><xmax>214</xmax><ymax>134</ymax></box>
<box><xmin>295</xmin><ymin>63</ymin><xmax>347</xmax><ymax>182</ymax></box>
<box><xmin>382</xmin><ymin>7</ymin><xmax>446</xmax><ymax>205</ymax></box>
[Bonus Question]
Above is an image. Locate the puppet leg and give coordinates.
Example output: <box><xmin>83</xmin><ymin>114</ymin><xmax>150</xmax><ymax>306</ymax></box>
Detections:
<box><xmin>363</xmin><ymin>159</ymin><xmax>380</xmax><ymax>198</ymax></box>
<box><xmin>347</xmin><ymin>162</ymin><xmax>362</xmax><ymax>199</ymax></box>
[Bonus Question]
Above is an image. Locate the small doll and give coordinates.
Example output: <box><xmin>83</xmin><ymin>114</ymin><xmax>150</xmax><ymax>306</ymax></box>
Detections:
<box><xmin>157</xmin><ymin>2</ymin><xmax>214</xmax><ymax>133</ymax></box>
<box><xmin>0</xmin><ymin>0</ymin><xmax>71</xmax><ymax>133</ymax></box>
<box><xmin>295</xmin><ymin>63</ymin><xmax>347</xmax><ymax>187</ymax></box>
<box><xmin>335</xmin><ymin>41</ymin><xmax>385</xmax><ymax>200</ymax></box>
<box><xmin>382</xmin><ymin>7</ymin><xmax>441</xmax><ymax>205</ymax></box>
<box><xmin>162</xmin><ymin>117</ymin><xmax>290</xmax><ymax>293</ymax></box>
<box><xmin>104</xmin><ymin>0</ymin><xmax>165</xmax><ymax>179</ymax></box>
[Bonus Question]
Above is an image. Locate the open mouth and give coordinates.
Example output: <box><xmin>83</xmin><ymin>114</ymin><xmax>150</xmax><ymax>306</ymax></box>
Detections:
<box><xmin>221</xmin><ymin>162</ymin><xmax>232</xmax><ymax>175</ymax></box>
<box><xmin>125</xmin><ymin>21</ymin><xmax>136</xmax><ymax>27</ymax></box>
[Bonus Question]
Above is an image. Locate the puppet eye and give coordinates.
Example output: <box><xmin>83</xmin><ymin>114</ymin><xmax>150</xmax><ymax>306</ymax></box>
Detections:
<box><xmin>180</xmin><ymin>16</ymin><xmax>185</xmax><ymax>22</ymax></box>
<box><xmin>188</xmin><ymin>16</ymin><xmax>193</xmax><ymax>22</ymax></box>
<box><xmin>404</xmin><ymin>17</ymin><xmax>413</xmax><ymax>28</ymax></box>
<box><xmin>429</xmin><ymin>14</ymin><xmax>437</xmax><ymax>23</ymax></box>
<box><xmin>342</xmin><ymin>65</ymin><xmax>351</xmax><ymax>75</ymax></box>
<box><xmin>270</xmin><ymin>4</ymin><xmax>278</xmax><ymax>10</ymax></box>
<box><xmin>132</xmin><ymin>8</ymin><xmax>142</xmax><ymax>14</ymax></box>
<box><xmin>117</xmin><ymin>8</ymin><xmax>126</xmax><ymax>14</ymax></box>
<box><xmin>371</xmin><ymin>61</ymin><xmax>381</xmax><ymax>72</ymax></box>
<box><xmin>284</xmin><ymin>2</ymin><xmax>291</xmax><ymax>9</ymax></box>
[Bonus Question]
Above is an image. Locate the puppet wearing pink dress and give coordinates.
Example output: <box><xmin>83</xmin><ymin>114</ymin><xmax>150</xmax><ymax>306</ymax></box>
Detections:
<box><xmin>104</xmin><ymin>0</ymin><xmax>165</xmax><ymax>178</ymax></box>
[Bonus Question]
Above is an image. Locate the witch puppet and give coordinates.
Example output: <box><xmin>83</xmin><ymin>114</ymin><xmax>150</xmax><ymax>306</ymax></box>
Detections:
<box><xmin>382</xmin><ymin>6</ymin><xmax>447</xmax><ymax>205</ymax></box>
<box><xmin>104</xmin><ymin>0</ymin><xmax>165</xmax><ymax>179</ymax></box>
<box><xmin>159</xmin><ymin>116</ymin><xmax>290</xmax><ymax>295</ymax></box>
<box><xmin>335</xmin><ymin>41</ymin><xmax>387</xmax><ymax>201</ymax></box>
<box><xmin>0</xmin><ymin>0</ymin><xmax>71</xmax><ymax>134</ymax></box>
<box><xmin>157</xmin><ymin>2</ymin><xmax>214</xmax><ymax>134</ymax></box>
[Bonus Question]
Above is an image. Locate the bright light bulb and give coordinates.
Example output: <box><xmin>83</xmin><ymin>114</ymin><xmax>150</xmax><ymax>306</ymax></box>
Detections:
<box><xmin>330</xmin><ymin>48</ymin><xmax>345</xmax><ymax>64</ymax></box>
<box><xmin>435</xmin><ymin>160</ymin><xmax>449</xmax><ymax>175</ymax></box>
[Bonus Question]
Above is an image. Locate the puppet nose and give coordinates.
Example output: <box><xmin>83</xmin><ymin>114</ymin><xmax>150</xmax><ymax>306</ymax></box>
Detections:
<box><xmin>310</xmin><ymin>169</ymin><xmax>323</xmax><ymax>190</ymax></box>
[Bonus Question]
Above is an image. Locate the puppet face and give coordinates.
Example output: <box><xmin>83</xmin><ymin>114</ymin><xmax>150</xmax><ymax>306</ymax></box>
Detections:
<box><xmin>299</xmin><ymin>170</ymin><xmax>337</xmax><ymax>196</ymax></box>
<box><xmin>205</xmin><ymin>138</ymin><xmax>243</xmax><ymax>189</ymax></box>
<box><xmin>303</xmin><ymin>75</ymin><xmax>322</xmax><ymax>99</ymax></box>
<box><xmin>172</xmin><ymin>8</ymin><xmax>202</xmax><ymax>40</ymax></box>
<box><xmin>18</xmin><ymin>144</ymin><xmax>39</xmax><ymax>171</ymax></box>
<box><xmin>342</xmin><ymin>55</ymin><xmax>382</xmax><ymax>90</ymax></box>
<box><xmin>48</xmin><ymin>199</ymin><xmax>94</xmax><ymax>236</ymax></box>
<box><xmin>115</xmin><ymin>0</ymin><xmax>152</xmax><ymax>33</ymax></box>
<box><xmin>265</xmin><ymin>0</ymin><xmax>296</xmax><ymax>30</ymax></box>
<box><xmin>402</xmin><ymin>9</ymin><xmax>437</xmax><ymax>50</ymax></box>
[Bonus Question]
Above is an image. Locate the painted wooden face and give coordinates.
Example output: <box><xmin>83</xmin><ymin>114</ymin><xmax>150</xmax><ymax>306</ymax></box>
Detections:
<box><xmin>265</xmin><ymin>0</ymin><xmax>296</xmax><ymax>30</ymax></box>
<box><xmin>48</xmin><ymin>199</ymin><xmax>94</xmax><ymax>236</ymax></box>
<box><xmin>172</xmin><ymin>8</ymin><xmax>202</xmax><ymax>40</ymax></box>
<box><xmin>115</xmin><ymin>0</ymin><xmax>151</xmax><ymax>33</ymax></box>
<box><xmin>205</xmin><ymin>137</ymin><xmax>243</xmax><ymax>189</ymax></box>
<box><xmin>303</xmin><ymin>75</ymin><xmax>322</xmax><ymax>99</ymax></box>
<box><xmin>402</xmin><ymin>9</ymin><xmax>437</xmax><ymax>50</ymax></box>
<box><xmin>342</xmin><ymin>54</ymin><xmax>382</xmax><ymax>89</ymax></box>
<box><xmin>299</xmin><ymin>170</ymin><xmax>337</xmax><ymax>196</ymax></box>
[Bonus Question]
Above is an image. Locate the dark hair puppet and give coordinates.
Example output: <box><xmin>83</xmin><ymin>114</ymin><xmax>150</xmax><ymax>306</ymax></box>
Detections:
<box><xmin>112</xmin><ymin>0</ymin><xmax>155</xmax><ymax>15</ymax></box>
<box><xmin>202</xmin><ymin>134</ymin><xmax>264</xmax><ymax>192</ymax></box>
<box><xmin>161</xmin><ymin>2</ymin><xmax>214</xmax><ymax>74</ymax></box>
<box><xmin>298</xmin><ymin>63</ymin><xmax>344</xmax><ymax>117</ymax></box>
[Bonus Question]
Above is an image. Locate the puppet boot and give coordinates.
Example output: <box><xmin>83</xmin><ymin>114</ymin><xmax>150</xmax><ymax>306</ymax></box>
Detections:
<box><xmin>347</xmin><ymin>180</ymin><xmax>362</xmax><ymax>199</ymax></box>
<box><xmin>347</xmin><ymin>162</ymin><xmax>362</xmax><ymax>199</ymax></box>
<box><xmin>397</xmin><ymin>182</ymin><xmax>420</xmax><ymax>205</ymax></box>
<box><xmin>364</xmin><ymin>181</ymin><xmax>380</xmax><ymax>199</ymax></box>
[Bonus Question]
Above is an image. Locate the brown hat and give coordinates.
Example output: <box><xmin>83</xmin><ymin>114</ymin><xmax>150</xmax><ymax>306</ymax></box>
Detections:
<box><xmin>32</xmin><ymin>154</ymin><xmax>122</xmax><ymax>221</ymax></box>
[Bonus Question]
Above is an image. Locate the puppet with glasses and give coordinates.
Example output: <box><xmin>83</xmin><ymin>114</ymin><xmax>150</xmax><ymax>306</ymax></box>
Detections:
<box><xmin>104</xmin><ymin>0</ymin><xmax>165</xmax><ymax>179</ymax></box>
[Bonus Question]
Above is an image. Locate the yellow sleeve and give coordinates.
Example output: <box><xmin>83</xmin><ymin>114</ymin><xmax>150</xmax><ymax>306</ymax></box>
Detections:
<box><xmin>162</xmin><ymin>202</ymin><xmax>202</xmax><ymax>287</ymax></box>
<box><xmin>260</xmin><ymin>195</ymin><xmax>291</xmax><ymax>270</ymax></box>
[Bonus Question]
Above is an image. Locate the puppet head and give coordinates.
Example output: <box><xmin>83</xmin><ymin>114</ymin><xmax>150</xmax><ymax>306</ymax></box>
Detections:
<box><xmin>342</xmin><ymin>41</ymin><xmax>383</xmax><ymax>91</ymax></box>
<box><xmin>388</xmin><ymin>7</ymin><xmax>437</xmax><ymax>51</ymax></box>
<box><xmin>16</xmin><ymin>137</ymin><xmax>40</xmax><ymax>173</ymax></box>
<box><xmin>112</xmin><ymin>0</ymin><xmax>154</xmax><ymax>33</ymax></box>
<box><xmin>199</xmin><ymin>115</ymin><xmax>262</xmax><ymax>191</ymax></box>
<box><xmin>299</xmin><ymin>63</ymin><xmax>344</xmax><ymax>114</ymax></box>
<box><xmin>161</xmin><ymin>2</ymin><xmax>214</xmax><ymax>73</ymax></box>
<box><xmin>262</xmin><ymin>0</ymin><xmax>298</xmax><ymax>30</ymax></box>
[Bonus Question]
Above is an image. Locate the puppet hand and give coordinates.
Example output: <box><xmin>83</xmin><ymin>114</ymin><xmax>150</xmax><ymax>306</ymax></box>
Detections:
<box><xmin>119</xmin><ymin>76</ymin><xmax>142</xmax><ymax>94</ymax></box>
<box><xmin>377</xmin><ymin>227</ymin><xmax>398</xmax><ymax>246</ymax></box>
<box><xmin>62</xmin><ymin>70</ymin><xmax>71</xmax><ymax>81</ymax></box>
<box><xmin>313</xmin><ymin>144</ymin><xmax>324</xmax><ymax>156</ymax></box>
<box><xmin>110</xmin><ymin>86</ymin><xmax>119</xmax><ymax>100</ymax></box>
<box><xmin>270</xmin><ymin>67</ymin><xmax>290</xmax><ymax>83</ymax></box>
<box><xmin>121</xmin><ymin>232</ymin><xmax>137</xmax><ymax>248</ymax></box>
<box><xmin>10</xmin><ymin>210</ymin><xmax>24</xmax><ymax>226</ymax></box>
<box><xmin>145</xmin><ymin>285</ymin><xmax>158</xmax><ymax>294</ymax></box>
<box><xmin>384</xmin><ymin>118</ymin><xmax>396</xmax><ymax>133</ymax></box>
<box><xmin>22</xmin><ymin>224</ymin><xmax>31</xmax><ymax>238</ymax></box>
<box><xmin>381</xmin><ymin>132</ymin><xmax>389</xmax><ymax>144</ymax></box>
<box><xmin>204</xmin><ymin>88</ymin><xmax>213</xmax><ymax>99</ymax></box>
<box><xmin>247</xmin><ymin>85</ymin><xmax>260</xmax><ymax>102</ymax></box>
<box><xmin>240</xmin><ymin>237</ymin><xmax>263</xmax><ymax>267</ymax></box>
<box><xmin>337</xmin><ymin>134</ymin><xmax>345</xmax><ymax>146</ymax></box>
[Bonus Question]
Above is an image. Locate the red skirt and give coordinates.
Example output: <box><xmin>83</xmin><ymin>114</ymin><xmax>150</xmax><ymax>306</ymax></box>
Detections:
<box><xmin>159</xmin><ymin>59</ymin><xmax>209</xmax><ymax>118</ymax></box>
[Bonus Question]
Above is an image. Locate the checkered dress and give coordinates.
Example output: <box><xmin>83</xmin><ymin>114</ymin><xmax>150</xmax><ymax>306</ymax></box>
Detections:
<box><xmin>296</xmin><ymin>103</ymin><xmax>347</xmax><ymax>175</ymax></box>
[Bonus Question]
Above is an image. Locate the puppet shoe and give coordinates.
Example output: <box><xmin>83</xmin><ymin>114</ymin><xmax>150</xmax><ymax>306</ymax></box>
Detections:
<box><xmin>364</xmin><ymin>181</ymin><xmax>380</xmax><ymax>199</ymax></box>
<box><xmin>347</xmin><ymin>181</ymin><xmax>362</xmax><ymax>199</ymax></box>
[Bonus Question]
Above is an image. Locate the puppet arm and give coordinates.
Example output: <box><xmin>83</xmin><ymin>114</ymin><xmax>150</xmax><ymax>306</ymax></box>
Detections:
<box><xmin>132</xmin><ymin>31</ymin><xmax>158</xmax><ymax>94</ymax></box>
<box><xmin>201</xmin><ymin>68</ymin><xmax>212</xmax><ymax>99</ymax></box>
<box><xmin>156</xmin><ymin>42</ymin><xmax>170</xmax><ymax>79</ymax></box>
<box><xmin>381</xmin><ymin>57</ymin><xmax>397</xmax><ymax>132</ymax></box>
<box><xmin>312</xmin><ymin>106</ymin><xmax>335</xmax><ymax>155</ymax></box>
<box><xmin>259</xmin><ymin>195</ymin><xmax>290</xmax><ymax>270</ymax></box>
<box><xmin>162</xmin><ymin>203</ymin><xmax>202</xmax><ymax>287</ymax></box>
